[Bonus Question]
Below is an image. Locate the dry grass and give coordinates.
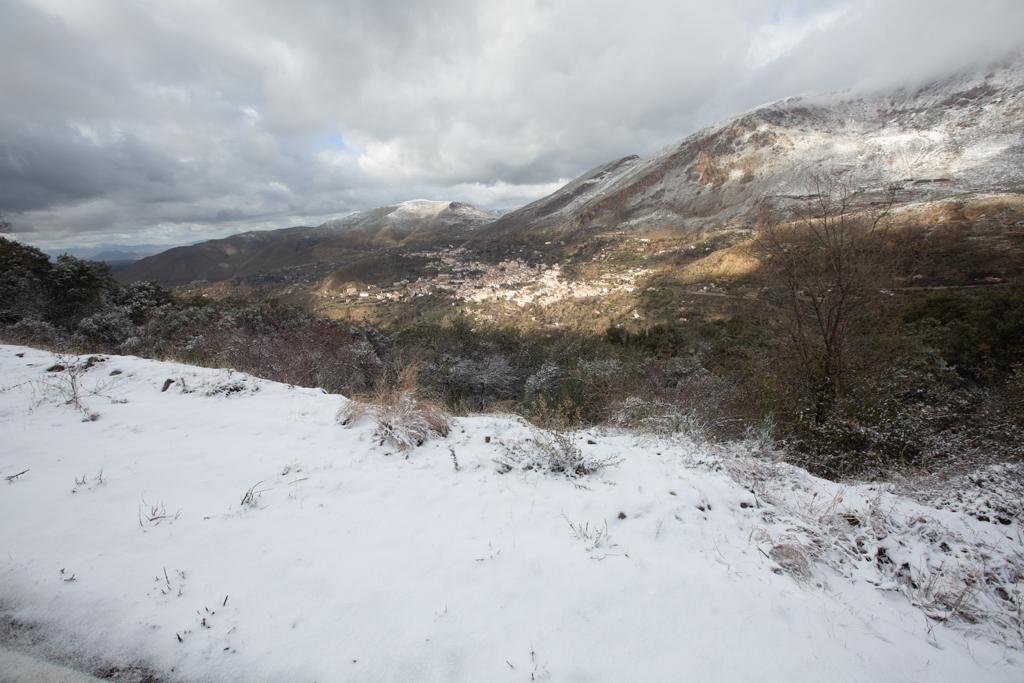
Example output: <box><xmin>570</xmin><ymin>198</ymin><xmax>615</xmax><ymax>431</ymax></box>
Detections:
<box><xmin>496</xmin><ymin>427</ymin><xmax>622</xmax><ymax>477</ymax></box>
<box><xmin>338</xmin><ymin>364</ymin><xmax>449</xmax><ymax>451</ymax></box>
<box><xmin>722</xmin><ymin>454</ymin><xmax>1024</xmax><ymax>647</ymax></box>
<box><xmin>610</xmin><ymin>396</ymin><xmax>705</xmax><ymax>439</ymax></box>
<box><xmin>676</xmin><ymin>242</ymin><xmax>760</xmax><ymax>283</ymax></box>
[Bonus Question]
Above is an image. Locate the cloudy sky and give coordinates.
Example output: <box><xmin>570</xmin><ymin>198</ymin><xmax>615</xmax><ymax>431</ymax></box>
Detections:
<box><xmin>2</xmin><ymin>0</ymin><xmax>1022</xmax><ymax>252</ymax></box>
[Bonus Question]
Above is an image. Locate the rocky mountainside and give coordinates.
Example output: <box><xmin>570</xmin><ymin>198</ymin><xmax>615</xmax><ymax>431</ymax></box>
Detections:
<box><xmin>116</xmin><ymin>200</ymin><xmax>495</xmax><ymax>285</ymax></box>
<box><xmin>477</xmin><ymin>58</ymin><xmax>1024</xmax><ymax>243</ymax></box>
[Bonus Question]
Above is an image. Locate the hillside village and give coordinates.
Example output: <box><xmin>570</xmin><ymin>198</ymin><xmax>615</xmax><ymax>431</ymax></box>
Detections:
<box><xmin>314</xmin><ymin>248</ymin><xmax>651</xmax><ymax>309</ymax></box>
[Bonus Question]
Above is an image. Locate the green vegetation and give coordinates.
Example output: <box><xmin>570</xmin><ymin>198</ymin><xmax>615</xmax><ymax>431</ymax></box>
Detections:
<box><xmin>906</xmin><ymin>290</ymin><xmax>1024</xmax><ymax>383</ymax></box>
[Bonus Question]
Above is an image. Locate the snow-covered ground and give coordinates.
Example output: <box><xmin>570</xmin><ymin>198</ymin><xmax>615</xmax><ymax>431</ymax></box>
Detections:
<box><xmin>0</xmin><ymin>344</ymin><xmax>1021</xmax><ymax>682</ymax></box>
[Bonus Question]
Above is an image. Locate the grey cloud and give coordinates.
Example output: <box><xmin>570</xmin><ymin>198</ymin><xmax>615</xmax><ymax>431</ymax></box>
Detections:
<box><xmin>0</xmin><ymin>126</ymin><xmax>181</xmax><ymax>211</ymax></box>
<box><xmin>1</xmin><ymin>0</ymin><xmax>1022</xmax><ymax>250</ymax></box>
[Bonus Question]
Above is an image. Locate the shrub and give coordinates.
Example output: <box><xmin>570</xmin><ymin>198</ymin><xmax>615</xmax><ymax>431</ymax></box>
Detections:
<box><xmin>610</xmin><ymin>396</ymin><xmax>696</xmax><ymax>437</ymax></box>
<box><xmin>445</xmin><ymin>354</ymin><xmax>517</xmax><ymax>405</ymax></box>
<box><xmin>48</xmin><ymin>255</ymin><xmax>114</xmax><ymax>326</ymax></box>
<box><xmin>76</xmin><ymin>302</ymin><xmax>135</xmax><ymax>347</ymax></box>
<box><xmin>338</xmin><ymin>365</ymin><xmax>449</xmax><ymax>451</ymax></box>
<box><xmin>4</xmin><ymin>317</ymin><xmax>61</xmax><ymax>346</ymax></box>
<box><xmin>906</xmin><ymin>289</ymin><xmax>1024</xmax><ymax>384</ymax></box>
<box><xmin>524</xmin><ymin>361</ymin><xmax>562</xmax><ymax>397</ymax></box>
<box><xmin>496</xmin><ymin>427</ymin><xmax>621</xmax><ymax>477</ymax></box>
<box><xmin>32</xmin><ymin>355</ymin><xmax>103</xmax><ymax>421</ymax></box>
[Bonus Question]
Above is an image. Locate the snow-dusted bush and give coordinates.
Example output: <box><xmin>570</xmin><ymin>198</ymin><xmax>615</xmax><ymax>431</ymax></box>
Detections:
<box><xmin>118</xmin><ymin>280</ymin><xmax>174</xmax><ymax>323</ymax></box>
<box><xmin>743</xmin><ymin>414</ymin><xmax>776</xmax><ymax>453</ymax></box>
<box><xmin>524</xmin><ymin>361</ymin><xmax>562</xmax><ymax>397</ymax></box>
<box><xmin>185</xmin><ymin>305</ymin><xmax>382</xmax><ymax>395</ymax></box>
<box><xmin>32</xmin><ymin>355</ymin><xmax>103</xmax><ymax>421</ymax></box>
<box><xmin>339</xmin><ymin>365</ymin><xmax>449</xmax><ymax>451</ymax></box>
<box><xmin>629</xmin><ymin>357</ymin><xmax>743</xmax><ymax>440</ymax></box>
<box><xmin>610</xmin><ymin>396</ymin><xmax>708</xmax><ymax>440</ymax></box>
<box><xmin>496</xmin><ymin>427</ymin><xmax>621</xmax><ymax>477</ymax></box>
<box><xmin>447</xmin><ymin>354</ymin><xmax>517</xmax><ymax>399</ymax></box>
<box><xmin>576</xmin><ymin>358</ymin><xmax>622</xmax><ymax>380</ymax></box>
<box><xmin>3</xmin><ymin>317</ymin><xmax>61</xmax><ymax>346</ymax></box>
<box><xmin>76</xmin><ymin>303</ymin><xmax>135</xmax><ymax>347</ymax></box>
<box><xmin>724</xmin><ymin>455</ymin><xmax>1024</xmax><ymax>647</ymax></box>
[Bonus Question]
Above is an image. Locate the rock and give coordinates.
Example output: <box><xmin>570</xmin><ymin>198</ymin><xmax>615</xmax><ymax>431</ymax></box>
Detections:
<box><xmin>109</xmin><ymin>369</ymin><xmax>123</xmax><ymax>376</ymax></box>
<box><xmin>161</xmin><ymin>379</ymin><xmax>175</xmax><ymax>392</ymax></box>
<box><xmin>46</xmin><ymin>364</ymin><xmax>65</xmax><ymax>373</ymax></box>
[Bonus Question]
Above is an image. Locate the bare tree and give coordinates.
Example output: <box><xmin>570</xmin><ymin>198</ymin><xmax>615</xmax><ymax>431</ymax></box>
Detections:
<box><xmin>754</xmin><ymin>172</ymin><xmax>898</xmax><ymax>424</ymax></box>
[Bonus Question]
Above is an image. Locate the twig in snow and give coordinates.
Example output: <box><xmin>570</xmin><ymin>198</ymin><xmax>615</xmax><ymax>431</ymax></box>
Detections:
<box><xmin>138</xmin><ymin>499</ymin><xmax>180</xmax><ymax>527</ymax></box>
<box><xmin>240</xmin><ymin>481</ymin><xmax>269</xmax><ymax>507</ymax></box>
<box><xmin>5</xmin><ymin>469</ymin><xmax>29</xmax><ymax>482</ymax></box>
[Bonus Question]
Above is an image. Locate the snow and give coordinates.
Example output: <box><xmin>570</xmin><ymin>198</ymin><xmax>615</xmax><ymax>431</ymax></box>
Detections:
<box><xmin>0</xmin><ymin>646</ymin><xmax>100</xmax><ymax>682</ymax></box>
<box><xmin>393</xmin><ymin>199</ymin><xmax>454</xmax><ymax>217</ymax></box>
<box><xmin>1</xmin><ymin>344</ymin><xmax>1021</xmax><ymax>682</ymax></box>
<box><xmin>389</xmin><ymin>199</ymin><xmax>495</xmax><ymax>224</ymax></box>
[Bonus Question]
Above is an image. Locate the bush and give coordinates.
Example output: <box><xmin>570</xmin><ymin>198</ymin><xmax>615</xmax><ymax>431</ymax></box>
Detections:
<box><xmin>524</xmin><ymin>361</ymin><xmax>562</xmax><ymax>397</ymax></box>
<box><xmin>76</xmin><ymin>302</ymin><xmax>135</xmax><ymax>347</ymax></box>
<box><xmin>496</xmin><ymin>427</ymin><xmax>621</xmax><ymax>477</ymax></box>
<box><xmin>338</xmin><ymin>365</ymin><xmax>449</xmax><ymax>451</ymax></box>
<box><xmin>906</xmin><ymin>289</ymin><xmax>1024</xmax><ymax>384</ymax></box>
<box><xmin>782</xmin><ymin>352</ymin><xmax>1024</xmax><ymax>479</ymax></box>
<box><xmin>605</xmin><ymin>323</ymin><xmax>690</xmax><ymax>356</ymax></box>
<box><xmin>445</xmin><ymin>354</ymin><xmax>517</xmax><ymax>406</ymax></box>
<box><xmin>610</xmin><ymin>396</ymin><xmax>697</xmax><ymax>437</ymax></box>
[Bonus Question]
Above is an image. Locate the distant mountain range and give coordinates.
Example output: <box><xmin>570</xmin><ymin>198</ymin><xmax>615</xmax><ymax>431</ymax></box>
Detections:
<box><xmin>53</xmin><ymin>244</ymin><xmax>166</xmax><ymax>265</ymax></box>
<box><xmin>119</xmin><ymin>58</ymin><xmax>1024</xmax><ymax>288</ymax></box>
<box><xmin>115</xmin><ymin>200</ymin><xmax>495</xmax><ymax>285</ymax></box>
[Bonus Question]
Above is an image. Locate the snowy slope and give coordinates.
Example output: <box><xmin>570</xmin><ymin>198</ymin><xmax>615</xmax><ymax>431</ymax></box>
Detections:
<box><xmin>0</xmin><ymin>344</ymin><xmax>1021</xmax><ymax>682</ymax></box>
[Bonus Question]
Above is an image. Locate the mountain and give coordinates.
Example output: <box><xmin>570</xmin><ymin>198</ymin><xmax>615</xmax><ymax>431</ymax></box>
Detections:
<box><xmin>53</xmin><ymin>244</ymin><xmax>165</xmax><ymax>264</ymax></box>
<box><xmin>477</xmin><ymin>58</ymin><xmax>1024</xmax><ymax>244</ymax></box>
<box><xmin>119</xmin><ymin>59</ymin><xmax>1024</xmax><ymax>292</ymax></box>
<box><xmin>91</xmin><ymin>249</ymin><xmax>155</xmax><ymax>265</ymax></box>
<box><xmin>116</xmin><ymin>200</ymin><xmax>495</xmax><ymax>286</ymax></box>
